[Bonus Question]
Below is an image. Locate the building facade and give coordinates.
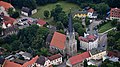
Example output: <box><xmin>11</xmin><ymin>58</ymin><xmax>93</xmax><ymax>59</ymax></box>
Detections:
<box><xmin>79</xmin><ymin>34</ymin><xmax>98</xmax><ymax>50</ymax></box>
<box><xmin>110</xmin><ymin>8</ymin><xmax>120</xmax><ymax>21</ymax></box>
<box><xmin>50</xmin><ymin>12</ymin><xmax>77</xmax><ymax>57</ymax></box>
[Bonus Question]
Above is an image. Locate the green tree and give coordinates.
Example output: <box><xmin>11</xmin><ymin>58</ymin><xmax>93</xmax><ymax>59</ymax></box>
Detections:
<box><xmin>11</xmin><ymin>11</ymin><xmax>20</xmax><ymax>18</ymax></box>
<box><xmin>0</xmin><ymin>27</ymin><xmax>2</xmax><ymax>35</ymax></box>
<box><xmin>44</xmin><ymin>10</ymin><xmax>50</xmax><ymax>18</ymax></box>
<box><xmin>84</xmin><ymin>59</ymin><xmax>88</xmax><ymax>67</ymax></box>
<box><xmin>40</xmin><ymin>47</ymin><xmax>49</xmax><ymax>56</ymax></box>
<box><xmin>8</xmin><ymin>8</ymin><xmax>15</xmax><ymax>16</ymax></box>
<box><xmin>85</xmin><ymin>17</ymin><xmax>90</xmax><ymax>27</ymax></box>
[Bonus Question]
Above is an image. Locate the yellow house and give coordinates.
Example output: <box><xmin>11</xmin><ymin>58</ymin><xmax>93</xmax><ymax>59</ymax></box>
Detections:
<box><xmin>73</xmin><ymin>11</ymin><xmax>88</xmax><ymax>18</ymax></box>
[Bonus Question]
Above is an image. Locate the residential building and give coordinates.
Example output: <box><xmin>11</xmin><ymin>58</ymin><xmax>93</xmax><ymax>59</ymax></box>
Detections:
<box><xmin>110</xmin><ymin>8</ymin><xmax>120</xmax><ymax>21</ymax></box>
<box><xmin>87</xmin><ymin>8</ymin><xmax>98</xmax><ymax>19</ymax></box>
<box><xmin>0</xmin><ymin>6</ymin><xmax>9</xmax><ymax>16</ymax></box>
<box><xmin>37</xmin><ymin>19</ymin><xmax>46</xmax><ymax>27</ymax></box>
<box><xmin>21</xmin><ymin>7</ymin><xmax>37</xmax><ymax>16</ymax></box>
<box><xmin>89</xmin><ymin>48</ymin><xmax>107</xmax><ymax>60</ymax></box>
<box><xmin>48</xmin><ymin>54</ymin><xmax>62</xmax><ymax>65</ymax></box>
<box><xmin>73</xmin><ymin>11</ymin><xmax>88</xmax><ymax>18</ymax></box>
<box><xmin>0</xmin><ymin>1</ymin><xmax>14</xmax><ymax>11</ymax></box>
<box><xmin>3</xmin><ymin>51</ymin><xmax>39</xmax><ymax>67</ymax></box>
<box><xmin>2</xmin><ymin>16</ymin><xmax>17</xmax><ymax>29</ymax></box>
<box><xmin>35</xmin><ymin>56</ymin><xmax>51</xmax><ymax>67</ymax></box>
<box><xmin>79</xmin><ymin>34</ymin><xmax>98</xmax><ymax>50</ymax></box>
<box><xmin>50</xmin><ymin>13</ymin><xmax>77</xmax><ymax>57</ymax></box>
<box><xmin>66</xmin><ymin>51</ymin><xmax>90</xmax><ymax>67</ymax></box>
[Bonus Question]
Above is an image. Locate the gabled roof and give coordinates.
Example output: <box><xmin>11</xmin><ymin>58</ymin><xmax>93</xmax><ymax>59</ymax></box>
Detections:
<box><xmin>37</xmin><ymin>19</ymin><xmax>46</xmax><ymax>26</ymax></box>
<box><xmin>88</xmin><ymin>8</ymin><xmax>94</xmax><ymax>13</ymax></box>
<box><xmin>3</xmin><ymin>16</ymin><xmax>16</xmax><ymax>26</ymax></box>
<box><xmin>50</xmin><ymin>32</ymin><xmax>66</xmax><ymax>50</ymax></box>
<box><xmin>0</xmin><ymin>1</ymin><xmax>13</xmax><ymax>10</ymax></box>
<box><xmin>79</xmin><ymin>35</ymin><xmax>97</xmax><ymax>42</ymax></box>
<box><xmin>48</xmin><ymin>54</ymin><xmax>62</xmax><ymax>61</ymax></box>
<box><xmin>36</xmin><ymin>56</ymin><xmax>48</xmax><ymax>65</ymax></box>
<box><xmin>3</xmin><ymin>56</ymin><xmax>39</xmax><ymax>67</ymax></box>
<box><xmin>21</xmin><ymin>7</ymin><xmax>31</xmax><ymax>13</ymax></box>
<box><xmin>69</xmin><ymin>51</ymin><xmax>90</xmax><ymax>65</ymax></box>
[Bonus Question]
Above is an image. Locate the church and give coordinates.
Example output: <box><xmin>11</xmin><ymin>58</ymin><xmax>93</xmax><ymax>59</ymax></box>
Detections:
<box><xmin>50</xmin><ymin>12</ymin><xmax>77</xmax><ymax>57</ymax></box>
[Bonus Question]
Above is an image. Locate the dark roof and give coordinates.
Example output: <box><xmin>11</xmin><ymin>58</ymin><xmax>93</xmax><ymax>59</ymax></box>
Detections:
<box><xmin>46</xmin><ymin>34</ymin><xmax>52</xmax><ymax>43</ymax></box>
<box><xmin>48</xmin><ymin>54</ymin><xmax>62</xmax><ymax>61</ymax></box>
<box><xmin>0</xmin><ymin>57</ymin><xmax>5</xmax><ymax>64</ymax></box>
<box><xmin>3</xmin><ymin>25</ymin><xmax>18</xmax><ymax>35</ymax></box>
<box><xmin>68</xmin><ymin>11</ymin><xmax>73</xmax><ymax>36</ymax></box>
<box><xmin>36</xmin><ymin>56</ymin><xmax>48</xmax><ymax>65</ymax></box>
<box><xmin>21</xmin><ymin>52</ymin><xmax>32</xmax><ymax>58</ymax></box>
<box><xmin>21</xmin><ymin>7</ymin><xmax>31</xmax><ymax>13</ymax></box>
<box><xmin>90</xmin><ymin>48</ymin><xmax>105</xmax><ymax>55</ymax></box>
<box><xmin>92</xmin><ymin>12</ymin><xmax>98</xmax><ymax>16</ymax></box>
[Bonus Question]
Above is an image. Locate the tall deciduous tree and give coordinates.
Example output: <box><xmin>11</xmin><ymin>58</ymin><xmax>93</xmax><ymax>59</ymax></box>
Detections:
<box><xmin>44</xmin><ymin>10</ymin><xmax>50</xmax><ymax>18</ymax></box>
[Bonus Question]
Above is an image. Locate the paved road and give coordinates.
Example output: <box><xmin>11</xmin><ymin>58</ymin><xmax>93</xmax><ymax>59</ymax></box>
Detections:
<box><xmin>58</xmin><ymin>61</ymin><xmax>66</xmax><ymax>67</ymax></box>
<box><xmin>99</xmin><ymin>33</ymin><xmax>107</xmax><ymax>50</ymax></box>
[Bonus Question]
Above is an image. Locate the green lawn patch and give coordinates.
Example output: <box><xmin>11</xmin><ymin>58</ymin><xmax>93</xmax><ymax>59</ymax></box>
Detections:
<box><xmin>31</xmin><ymin>1</ymin><xmax>80</xmax><ymax>19</ymax></box>
<box><xmin>98</xmin><ymin>22</ymin><xmax>113</xmax><ymax>33</ymax></box>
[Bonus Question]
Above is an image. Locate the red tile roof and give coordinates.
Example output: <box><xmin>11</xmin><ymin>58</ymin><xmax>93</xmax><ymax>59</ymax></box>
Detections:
<box><xmin>0</xmin><ymin>1</ymin><xmax>13</xmax><ymax>10</ymax></box>
<box><xmin>88</xmin><ymin>8</ymin><xmax>94</xmax><ymax>13</ymax></box>
<box><xmin>79</xmin><ymin>35</ymin><xmax>96</xmax><ymax>42</ymax></box>
<box><xmin>3</xmin><ymin>16</ymin><xmax>16</xmax><ymax>26</ymax></box>
<box><xmin>3</xmin><ymin>60</ymin><xmax>22</xmax><ymax>67</ymax></box>
<box><xmin>3</xmin><ymin>56</ymin><xmax>39</xmax><ymax>67</ymax></box>
<box><xmin>50</xmin><ymin>32</ymin><xmax>66</xmax><ymax>50</ymax></box>
<box><xmin>110</xmin><ymin>8</ymin><xmax>120</xmax><ymax>18</ymax></box>
<box><xmin>48</xmin><ymin>54</ymin><xmax>62</xmax><ymax>61</ymax></box>
<box><xmin>23</xmin><ymin>55</ymin><xmax>39</xmax><ymax>67</ymax></box>
<box><xmin>37</xmin><ymin>19</ymin><xmax>46</xmax><ymax>26</ymax></box>
<box><xmin>69</xmin><ymin>51</ymin><xmax>90</xmax><ymax>65</ymax></box>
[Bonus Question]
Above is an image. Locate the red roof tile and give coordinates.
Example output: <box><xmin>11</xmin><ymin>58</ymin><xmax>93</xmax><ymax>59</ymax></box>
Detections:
<box><xmin>48</xmin><ymin>54</ymin><xmax>62</xmax><ymax>61</ymax></box>
<box><xmin>50</xmin><ymin>32</ymin><xmax>66</xmax><ymax>50</ymax></box>
<box><xmin>23</xmin><ymin>55</ymin><xmax>39</xmax><ymax>67</ymax></box>
<box><xmin>69</xmin><ymin>51</ymin><xmax>90</xmax><ymax>65</ymax></box>
<box><xmin>79</xmin><ymin>35</ymin><xmax>96</xmax><ymax>42</ymax></box>
<box><xmin>37</xmin><ymin>19</ymin><xmax>46</xmax><ymax>26</ymax></box>
<box><xmin>3</xmin><ymin>56</ymin><xmax>39</xmax><ymax>67</ymax></box>
<box><xmin>88</xmin><ymin>8</ymin><xmax>94</xmax><ymax>13</ymax></box>
<box><xmin>3</xmin><ymin>60</ymin><xmax>22</xmax><ymax>67</ymax></box>
<box><xmin>0</xmin><ymin>1</ymin><xmax>13</xmax><ymax>10</ymax></box>
<box><xmin>3</xmin><ymin>16</ymin><xmax>16</xmax><ymax>26</ymax></box>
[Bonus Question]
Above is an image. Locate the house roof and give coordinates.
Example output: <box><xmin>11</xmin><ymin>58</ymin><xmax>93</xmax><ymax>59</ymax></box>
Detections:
<box><xmin>88</xmin><ymin>8</ymin><xmax>94</xmax><ymax>13</ymax></box>
<box><xmin>50</xmin><ymin>32</ymin><xmax>66</xmax><ymax>50</ymax></box>
<box><xmin>21</xmin><ymin>7</ymin><xmax>31</xmax><ymax>13</ymax></box>
<box><xmin>37</xmin><ymin>19</ymin><xmax>46</xmax><ymax>26</ymax></box>
<box><xmin>3</xmin><ymin>16</ymin><xmax>16</xmax><ymax>26</ymax></box>
<box><xmin>48</xmin><ymin>54</ymin><xmax>62</xmax><ymax>61</ymax></box>
<box><xmin>79</xmin><ymin>35</ymin><xmax>97</xmax><ymax>42</ymax></box>
<box><xmin>3</xmin><ymin>56</ymin><xmax>39</xmax><ymax>67</ymax></box>
<box><xmin>0</xmin><ymin>1</ymin><xmax>13</xmax><ymax>10</ymax></box>
<box><xmin>69</xmin><ymin>51</ymin><xmax>90</xmax><ymax>65</ymax></box>
<box><xmin>36</xmin><ymin>56</ymin><xmax>48</xmax><ymax>65</ymax></box>
<box><xmin>89</xmin><ymin>48</ymin><xmax>105</xmax><ymax>55</ymax></box>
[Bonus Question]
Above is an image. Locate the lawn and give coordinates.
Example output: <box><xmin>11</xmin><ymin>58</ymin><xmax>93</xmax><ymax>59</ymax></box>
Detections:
<box><xmin>98</xmin><ymin>22</ymin><xmax>113</xmax><ymax>33</ymax></box>
<box><xmin>31</xmin><ymin>1</ymin><xmax>81</xmax><ymax>20</ymax></box>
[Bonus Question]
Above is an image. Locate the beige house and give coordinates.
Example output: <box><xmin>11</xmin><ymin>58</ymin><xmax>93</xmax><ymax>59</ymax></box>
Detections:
<box><xmin>48</xmin><ymin>54</ymin><xmax>62</xmax><ymax>65</ymax></box>
<box><xmin>88</xmin><ymin>49</ymin><xmax>107</xmax><ymax>60</ymax></box>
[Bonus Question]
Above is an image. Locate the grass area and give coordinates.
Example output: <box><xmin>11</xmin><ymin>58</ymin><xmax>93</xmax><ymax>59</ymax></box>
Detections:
<box><xmin>98</xmin><ymin>22</ymin><xmax>113</xmax><ymax>33</ymax></box>
<box><xmin>31</xmin><ymin>1</ymin><xmax>81</xmax><ymax>22</ymax></box>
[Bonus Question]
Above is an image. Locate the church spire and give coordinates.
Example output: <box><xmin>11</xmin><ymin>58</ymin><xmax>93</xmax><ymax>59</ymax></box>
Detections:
<box><xmin>68</xmin><ymin>8</ymin><xmax>73</xmax><ymax>35</ymax></box>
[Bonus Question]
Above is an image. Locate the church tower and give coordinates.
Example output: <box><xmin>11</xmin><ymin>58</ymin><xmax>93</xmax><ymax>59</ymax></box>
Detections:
<box><xmin>66</xmin><ymin>9</ymin><xmax>77</xmax><ymax>57</ymax></box>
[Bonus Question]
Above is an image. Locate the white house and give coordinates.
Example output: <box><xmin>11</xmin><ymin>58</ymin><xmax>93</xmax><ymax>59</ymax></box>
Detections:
<box><xmin>87</xmin><ymin>8</ymin><xmax>98</xmax><ymax>19</ymax></box>
<box><xmin>21</xmin><ymin>7</ymin><xmax>37</xmax><ymax>16</ymax></box>
<box><xmin>48</xmin><ymin>54</ymin><xmax>62</xmax><ymax>65</ymax></box>
<box><xmin>79</xmin><ymin>34</ymin><xmax>98</xmax><ymax>50</ymax></box>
